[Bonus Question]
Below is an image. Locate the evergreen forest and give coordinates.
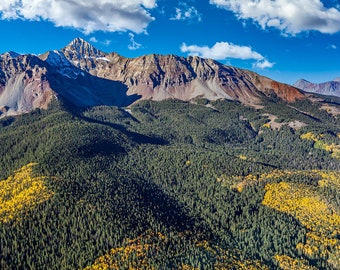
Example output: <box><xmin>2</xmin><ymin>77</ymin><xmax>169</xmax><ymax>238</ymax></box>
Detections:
<box><xmin>1</xmin><ymin>96</ymin><xmax>340</xmax><ymax>269</ymax></box>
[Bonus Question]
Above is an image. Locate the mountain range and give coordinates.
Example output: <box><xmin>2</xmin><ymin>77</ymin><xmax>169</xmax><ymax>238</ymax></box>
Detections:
<box><xmin>294</xmin><ymin>78</ymin><xmax>340</xmax><ymax>97</ymax></box>
<box><xmin>0</xmin><ymin>37</ymin><xmax>306</xmax><ymax>117</ymax></box>
<box><xmin>1</xmin><ymin>38</ymin><xmax>340</xmax><ymax>270</ymax></box>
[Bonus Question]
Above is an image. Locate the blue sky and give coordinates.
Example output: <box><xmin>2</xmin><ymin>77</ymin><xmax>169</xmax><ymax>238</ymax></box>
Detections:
<box><xmin>0</xmin><ymin>0</ymin><xmax>339</xmax><ymax>84</ymax></box>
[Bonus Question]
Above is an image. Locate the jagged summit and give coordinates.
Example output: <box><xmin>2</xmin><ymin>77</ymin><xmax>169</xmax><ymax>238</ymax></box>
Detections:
<box><xmin>1</xmin><ymin>51</ymin><xmax>20</xmax><ymax>59</ymax></box>
<box><xmin>61</xmin><ymin>38</ymin><xmax>106</xmax><ymax>72</ymax></box>
<box><xmin>63</xmin><ymin>37</ymin><xmax>104</xmax><ymax>59</ymax></box>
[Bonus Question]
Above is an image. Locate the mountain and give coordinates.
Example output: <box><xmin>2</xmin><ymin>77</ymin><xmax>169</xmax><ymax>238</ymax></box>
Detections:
<box><xmin>0</xmin><ymin>38</ymin><xmax>306</xmax><ymax>117</ymax></box>
<box><xmin>294</xmin><ymin>78</ymin><xmax>340</xmax><ymax>97</ymax></box>
<box><xmin>0</xmin><ymin>52</ymin><xmax>55</xmax><ymax>117</ymax></box>
<box><xmin>1</xmin><ymin>38</ymin><xmax>340</xmax><ymax>270</ymax></box>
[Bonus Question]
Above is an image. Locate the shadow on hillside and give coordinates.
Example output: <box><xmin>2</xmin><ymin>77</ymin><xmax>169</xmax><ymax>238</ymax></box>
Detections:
<box><xmin>46</xmin><ymin>69</ymin><xmax>168</xmax><ymax>145</ymax></box>
<box><xmin>47</xmin><ymin>69</ymin><xmax>141</xmax><ymax>108</ymax></box>
<box><xmin>132</xmin><ymin>176</ymin><xmax>207</xmax><ymax>233</ymax></box>
<box><xmin>79</xmin><ymin>115</ymin><xmax>168</xmax><ymax>146</ymax></box>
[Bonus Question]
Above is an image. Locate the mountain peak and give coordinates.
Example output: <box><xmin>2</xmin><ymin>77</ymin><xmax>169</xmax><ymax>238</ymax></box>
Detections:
<box><xmin>67</xmin><ymin>37</ymin><xmax>91</xmax><ymax>49</ymax></box>
<box><xmin>295</xmin><ymin>78</ymin><xmax>312</xmax><ymax>84</ymax></box>
<box><xmin>61</xmin><ymin>38</ymin><xmax>106</xmax><ymax>72</ymax></box>
<box><xmin>63</xmin><ymin>37</ymin><xmax>104</xmax><ymax>59</ymax></box>
<box><xmin>1</xmin><ymin>51</ymin><xmax>20</xmax><ymax>59</ymax></box>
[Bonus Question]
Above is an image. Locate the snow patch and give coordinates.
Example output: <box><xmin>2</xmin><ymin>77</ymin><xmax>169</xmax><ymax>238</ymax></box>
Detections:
<box><xmin>45</xmin><ymin>50</ymin><xmax>80</xmax><ymax>79</ymax></box>
<box><xmin>46</xmin><ymin>50</ymin><xmax>72</xmax><ymax>67</ymax></box>
<box><xmin>97</xmin><ymin>57</ymin><xmax>110</xmax><ymax>62</ymax></box>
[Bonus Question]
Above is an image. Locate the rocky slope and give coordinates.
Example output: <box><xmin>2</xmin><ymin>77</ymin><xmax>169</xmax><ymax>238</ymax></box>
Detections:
<box><xmin>294</xmin><ymin>78</ymin><xmax>340</xmax><ymax>97</ymax></box>
<box><xmin>0</xmin><ymin>38</ymin><xmax>306</xmax><ymax>117</ymax></box>
<box><xmin>0</xmin><ymin>53</ymin><xmax>54</xmax><ymax>116</ymax></box>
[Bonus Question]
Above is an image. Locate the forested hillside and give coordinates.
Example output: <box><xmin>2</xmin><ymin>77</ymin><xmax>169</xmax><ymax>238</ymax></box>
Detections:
<box><xmin>0</xmin><ymin>97</ymin><xmax>339</xmax><ymax>269</ymax></box>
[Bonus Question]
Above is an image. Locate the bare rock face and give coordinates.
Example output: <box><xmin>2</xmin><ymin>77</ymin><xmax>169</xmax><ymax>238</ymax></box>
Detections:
<box><xmin>0</xmin><ymin>53</ymin><xmax>54</xmax><ymax>116</ymax></box>
<box><xmin>61</xmin><ymin>37</ymin><xmax>106</xmax><ymax>73</ymax></box>
<box><xmin>294</xmin><ymin>79</ymin><xmax>340</xmax><ymax>97</ymax></box>
<box><xmin>0</xmin><ymin>38</ymin><xmax>306</xmax><ymax>117</ymax></box>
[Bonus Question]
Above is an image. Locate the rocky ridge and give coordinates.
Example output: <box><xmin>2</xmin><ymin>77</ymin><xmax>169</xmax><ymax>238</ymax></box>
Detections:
<box><xmin>0</xmin><ymin>38</ymin><xmax>306</xmax><ymax>117</ymax></box>
<box><xmin>294</xmin><ymin>78</ymin><xmax>340</xmax><ymax>97</ymax></box>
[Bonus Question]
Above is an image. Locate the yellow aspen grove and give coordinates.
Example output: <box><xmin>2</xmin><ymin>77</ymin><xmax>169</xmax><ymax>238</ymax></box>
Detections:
<box><xmin>300</xmin><ymin>132</ymin><xmax>340</xmax><ymax>159</ymax></box>
<box><xmin>0</xmin><ymin>163</ymin><xmax>54</xmax><ymax>223</ymax></box>
<box><xmin>263</xmin><ymin>182</ymin><xmax>340</xmax><ymax>267</ymax></box>
<box><xmin>274</xmin><ymin>255</ymin><xmax>317</xmax><ymax>270</ymax></box>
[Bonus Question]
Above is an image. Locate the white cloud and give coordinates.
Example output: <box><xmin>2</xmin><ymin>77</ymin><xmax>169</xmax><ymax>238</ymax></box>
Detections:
<box><xmin>170</xmin><ymin>3</ymin><xmax>202</xmax><ymax>22</ymax></box>
<box><xmin>181</xmin><ymin>41</ymin><xmax>274</xmax><ymax>69</ymax></box>
<box><xmin>103</xmin><ymin>40</ymin><xmax>112</xmax><ymax>46</ymax></box>
<box><xmin>89</xmin><ymin>37</ymin><xmax>98</xmax><ymax>43</ymax></box>
<box><xmin>253</xmin><ymin>59</ymin><xmax>274</xmax><ymax>69</ymax></box>
<box><xmin>180</xmin><ymin>41</ymin><xmax>261</xmax><ymax>60</ymax></box>
<box><xmin>128</xmin><ymin>33</ymin><xmax>142</xmax><ymax>50</ymax></box>
<box><xmin>89</xmin><ymin>37</ymin><xmax>111</xmax><ymax>46</ymax></box>
<box><xmin>0</xmin><ymin>0</ymin><xmax>157</xmax><ymax>34</ymax></box>
<box><xmin>210</xmin><ymin>0</ymin><xmax>340</xmax><ymax>35</ymax></box>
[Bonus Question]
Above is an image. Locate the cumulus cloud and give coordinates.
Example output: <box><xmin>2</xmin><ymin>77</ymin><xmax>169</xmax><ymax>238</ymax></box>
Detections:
<box><xmin>253</xmin><ymin>59</ymin><xmax>274</xmax><ymax>69</ymax></box>
<box><xmin>128</xmin><ymin>33</ymin><xmax>142</xmax><ymax>50</ymax></box>
<box><xmin>89</xmin><ymin>37</ymin><xmax>112</xmax><ymax>46</ymax></box>
<box><xmin>210</xmin><ymin>0</ymin><xmax>340</xmax><ymax>35</ymax></box>
<box><xmin>0</xmin><ymin>0</ymin><xmax>157</xmax><ymax>34</ymax></box>
<box><xmin>170</xmin><ymin>3</ymin><xmax>202</xmax><ymax>22</ymax></box>
<box><xmin>181</xmin><ymin>41</ymin><xmax>274</xmax><ymax>69</ymax></box>
<box><xmin>89</xmin><ymin>37</ymin><xmax>98</xmax><ymax>43</ymax></box>
<box><xmin>103</xmin><ymin>40</ymin><xmax>112</xmax><ymax>46</ymax></box>
<box><xmin>181</xmin><ymin>42</ymin><xmax>263</xmax><ymax>60</ymax></box>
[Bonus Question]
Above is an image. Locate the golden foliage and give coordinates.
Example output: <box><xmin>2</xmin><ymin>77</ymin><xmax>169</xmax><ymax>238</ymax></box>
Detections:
<box><xmin>263</xmin><ymin>182</ymin><xmax>340</xmax><ymax>267</ymax></box>
<box><xmin>238</xmin><ymin>155</ymin><xmax>247</xmax><ymax>161</ymax></box>
<box><xmin>274</xmin><ymin>255</ymin><xmax>317</xmax><ymax>270</ymax></box>
<box><xmin>300</xmin><ymin>132</ymin><xmax>340</xmax><ymax>159</ymax></box>
<box><xmin>196</xmin><ymin>241</ymin><xmax>269</xmax><ymax>270</ymax></box>
<box><xmin>221</xmin><ymin>169</ymin><xmax>306</xmax><ymax>193</ymax></box>
<box><xmin>180</xmin><ymin>264</ymin><xmax>199</xmax><ymax>270</ymax></box>
<box><xmin>300</xmin><ymin>132</ymin><xmax>319</xmax><ymax>142</ymax></box>
<box><xmin>0</xmin><ymin>163</ymin><xmax>53</xmax><ymax>223</ymax></box>
<box><xmin>84</xmin><ymin>232</ymin><xmax>167</xmax><ymax>270</ymax></box>
<box><xmin>262</xmin><ymin>123</ymin><xmax>271</xmax><ymax>129</ymax></box>
<box><xmin>222</xmin><ymin>169</ymin><xmax>340</xmax><ymax>195</ymax></box>
<box><xmin>85</xmin><ymin>232</ymin><xmax>269</xmax><ymax>270</ymax></box>
<box><xmin>317</xmin><ymin>171</ymin><xmax>340</xmax><ymax>189</ymax></box>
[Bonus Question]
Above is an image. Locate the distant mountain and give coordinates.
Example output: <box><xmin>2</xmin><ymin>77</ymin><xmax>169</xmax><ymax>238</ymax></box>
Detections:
<box><xmin>0</xmin><ymin>38</ymin><xmax>306</xmax><ymax>117</ymax></box>
<box><xmin>294</xmin><ymin>78</ymin><xmax>340</xmax><ymax>97</ymax></box>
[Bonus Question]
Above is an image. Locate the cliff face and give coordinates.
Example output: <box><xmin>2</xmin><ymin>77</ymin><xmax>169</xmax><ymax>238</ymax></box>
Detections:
<box><xmin>0</xmin><ymin>38</ymin><xmax>306</xmax><ymax>117</ymax></box>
